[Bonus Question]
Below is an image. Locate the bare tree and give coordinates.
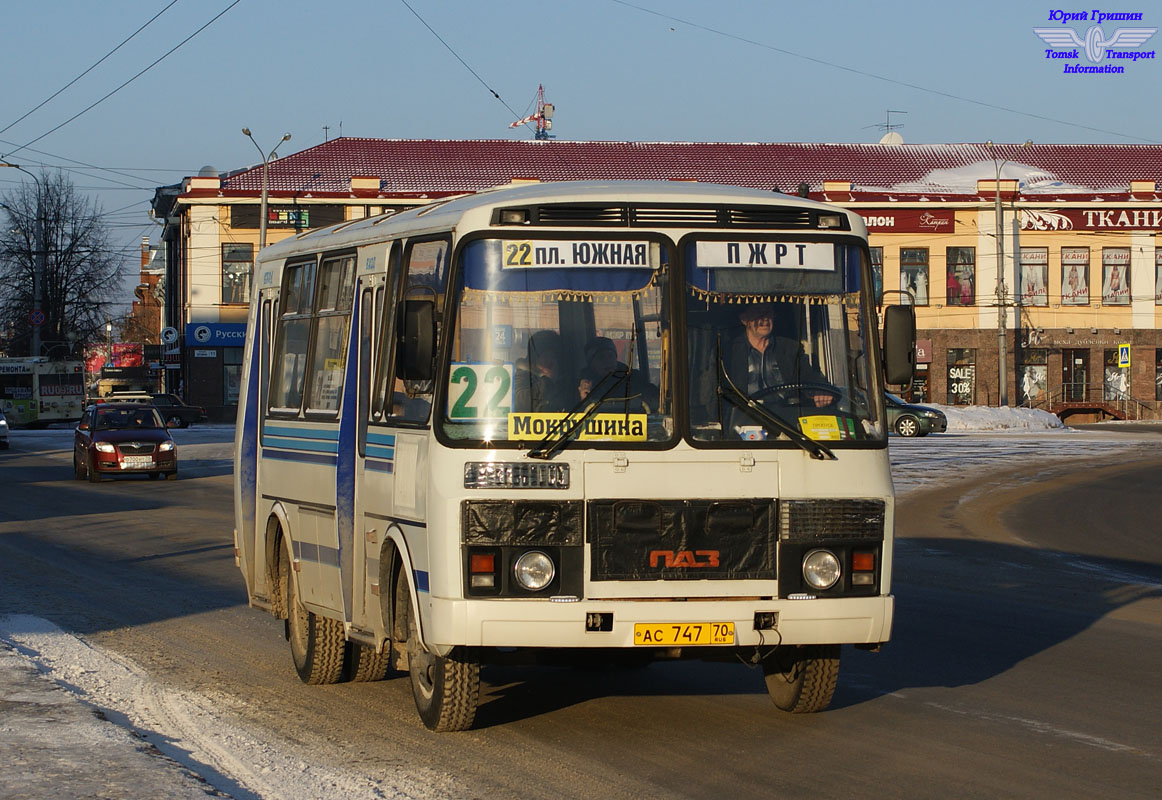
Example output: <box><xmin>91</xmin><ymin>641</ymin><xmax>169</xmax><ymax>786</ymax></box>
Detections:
<box><xmin>0</xmin><ymin>170</ymin><xmax>126</xmax><ymax>357</ymax></box>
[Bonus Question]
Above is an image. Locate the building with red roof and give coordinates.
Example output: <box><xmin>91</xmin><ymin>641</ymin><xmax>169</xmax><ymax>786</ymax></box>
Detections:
<box><xmin>153</xmin><ymin>138</ymin><xmax>1162</xmax><ymax>421</ymax></box>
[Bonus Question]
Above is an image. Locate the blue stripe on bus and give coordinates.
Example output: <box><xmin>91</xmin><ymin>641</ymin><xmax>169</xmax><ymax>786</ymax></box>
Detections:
<box><xmin>366</xmin><ymin>431</ymin><xmax>396</xmax><ymax>446</ymax></box>
<box><xmin>335</xmin><ymin>294</ymin><xmax>361</xmax><ymax>625</ymax></box>
<box><xmin>261</xmin><ymin>435</ymin><xmax>339</xmax><ymax>454</ymax></box>
<box><xmin>264</xmin><ymin>425</ymin><xmax>338</xmax><ymax>441</ymax></box>
<box><xmin>414</xmin><ymin>570</ymin><xmax>429</xmax><ymax>593</ymax></box>
<box><xmin>293</xmin><ymin>540</ymin><xmax>341</xmax><ymax>568</ymax></box>
<box><xmin>365</xmin><ymin>459</ymin><xmax>394</xmax><ymax>473</ymax></box>
<box><xmin>261</xmin><ymin>448</ymin><xmax>338</xmax><ymax>466</ymax></box>
<box><xmin>365</xmin><ymin>444</ymin><xmax>395</xmax><ymax>460</ymax></box>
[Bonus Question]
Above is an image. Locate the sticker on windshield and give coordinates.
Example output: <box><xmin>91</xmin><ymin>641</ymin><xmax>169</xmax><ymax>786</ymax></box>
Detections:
<box><xmin>696</xmin><ymin>242</ymin><xmax>834</xmax><ymax>271</ymax></box>
<box><xmin>447</xmin><ymin>363</ymin><xmax>514</xmax><ymax>419</ymax></box>
<box><xmin>508</xmin><ymin>412</ymin><xmax>648</xmax><ymax>441</ymax></box>
<box><xmin>798</xmin><ymin>415</ymin><xmax>849</xmax><ymax>440</ymax></box>
<box><xmin>502</xmin><ymin>240</ymin><xmax>651</xmax><ymax>268</ymax></box>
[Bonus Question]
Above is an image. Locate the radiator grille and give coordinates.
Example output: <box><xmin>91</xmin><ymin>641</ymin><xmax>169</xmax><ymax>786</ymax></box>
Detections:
<box><xmin>117</xmin><ymin>443</ymin><xmax>157</xmax><ymax>455</ymax></box>
<box><xmin>778</xmin><ymin>499</ymin><xmax>885</xmax><ymax>542</ymax></box>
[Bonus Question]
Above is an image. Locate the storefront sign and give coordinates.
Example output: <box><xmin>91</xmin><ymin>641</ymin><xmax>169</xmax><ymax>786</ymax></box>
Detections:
<box><xmin>856</xmin><ymin>209</ymin><xmax>956</xmax><ymax>233</ymax></box>
<box><xmin>186</xmin><ymin>323</ymin><xmax>247</xmax><ymax>347</ymax></box>
<box><xmin>1021</xmin><ymin>208</ymin><xmax>1162</xmax><ymax>231</ymax></box>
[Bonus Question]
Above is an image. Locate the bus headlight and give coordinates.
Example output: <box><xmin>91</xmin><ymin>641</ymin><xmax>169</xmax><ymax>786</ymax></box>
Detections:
<box><xmin>513</xmin><ymin>551</ymin><xmax>555</xmax><ymax>591</ymax></box>
<box><xmin>802</xmin><ymin>549</ymin><xmax>841</xmax><ymax>590</ymax></box>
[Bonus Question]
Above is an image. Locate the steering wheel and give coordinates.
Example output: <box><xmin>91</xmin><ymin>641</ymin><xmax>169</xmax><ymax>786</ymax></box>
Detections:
<box><xmin>750</xmin><ymin>381</ymin><xmax>843</xmax><ymax>408</ymax></box>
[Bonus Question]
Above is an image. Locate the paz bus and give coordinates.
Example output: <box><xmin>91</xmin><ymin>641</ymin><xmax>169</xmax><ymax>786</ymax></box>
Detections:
<box><xmin>0</xmin><ymin>357</ymin><xmax>86</xmax><ymax>427</ymax></box>
<box><xmin>233</xmin><ymin>181</ymin><xmax>915</xmax><ymax>731</ymax></box>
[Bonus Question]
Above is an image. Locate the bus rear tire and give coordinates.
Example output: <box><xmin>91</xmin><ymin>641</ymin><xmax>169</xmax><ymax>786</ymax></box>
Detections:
<box><xmin>762</xmin><ymin>644</ymin><xmax>840</xmax><ymax>713</ymax></box>
<box><xmin>345</xmin><ymin>641</ymin><xmax>394</xmax><ymax>682</ymax></box>
<box><xmin>282</xmin><ymin>549</ymin><xmax>345</xmax><ymax>685</ymax></box>
<box><xmin>401</xmin><ymin>580</ymin><xmax>479</xmax><ymax>731</ymax></box>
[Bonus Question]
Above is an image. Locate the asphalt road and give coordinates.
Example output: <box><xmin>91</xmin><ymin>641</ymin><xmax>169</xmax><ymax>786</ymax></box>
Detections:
<box><xmin>1</xmin><ymin>436</ymin><xmax>1160</xmax><ymax>799</ymax></box>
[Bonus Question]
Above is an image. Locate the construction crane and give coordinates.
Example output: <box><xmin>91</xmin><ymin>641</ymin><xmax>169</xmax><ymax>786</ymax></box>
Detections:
<box><xmin>509</xmin><ymin>84</ymin><xmax>555</xmax><ymax>140</ymax></box>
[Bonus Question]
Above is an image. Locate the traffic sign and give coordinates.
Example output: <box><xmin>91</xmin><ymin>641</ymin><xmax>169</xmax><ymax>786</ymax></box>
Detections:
<box><xmin>1118</xmin><ymin>344</ymin><xmax>1131</xmax><ymax>369</ymax></box>
<box><xmin>29</xmin><ymin>309</ymin><xmax>45</xmax><ymax>326</ymax></box>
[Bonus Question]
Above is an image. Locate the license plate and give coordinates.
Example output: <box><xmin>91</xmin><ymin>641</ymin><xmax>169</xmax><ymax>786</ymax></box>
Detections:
<box><xmin>122</xmin><ymin>456</ymin><xmax>155</xmax><ymax>468</ymax></box>
<box><xmin>633</xmin><ymin>622</ymin><xmax>735</xmax><ymax>646</ymax></box>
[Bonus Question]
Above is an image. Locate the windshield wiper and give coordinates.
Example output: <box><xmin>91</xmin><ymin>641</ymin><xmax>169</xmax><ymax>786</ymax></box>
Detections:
<box><xmin>527</xmin><ymin>368</ymin><xmax>631</xmax><ymax>460</ymax></box>
<box><xmin>716</xmin><ymin>359</ymin><xmax>836</xmax><ymax>461</ymax></box>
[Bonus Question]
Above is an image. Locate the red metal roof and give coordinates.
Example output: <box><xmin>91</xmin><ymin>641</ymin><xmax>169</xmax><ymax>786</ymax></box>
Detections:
<box><xmin>211</xmin><ymin>138</ymin><xmax>1162</xmax><ymax>200</ymax></box>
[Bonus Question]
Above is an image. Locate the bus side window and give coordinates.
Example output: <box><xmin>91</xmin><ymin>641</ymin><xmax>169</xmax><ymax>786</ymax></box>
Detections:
<box><xmin>389</xmin><ymin>237</ymin><xmax>449</xmax><ymax>424</ymax></box>
<box><xmin>304</xmin><ymin>254</ymin><xmax>355</xmax><ymax>414</ymax></box>
<box><xmin>372</xmin><ymin>241</ymin><xmax>403</xmax><ymax>421</ymax></box>
<box><xmin>269</xmin><ymin>260</ymin><xmax>316</xmax><ymax>413</ymax></box>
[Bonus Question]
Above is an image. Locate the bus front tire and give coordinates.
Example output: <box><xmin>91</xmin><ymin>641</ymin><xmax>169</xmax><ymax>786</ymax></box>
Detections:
<box><xmin>282</xmin><ymin>549</ymin><xmax>345</xmax><ymax>685</ymax></box>
<box><xmin>762</xmin><ymin>644</ymin><xmax>840</xmax><ymax>713</ymax></box>
<box><xmin>401</xmin><ymin>581</ymin><xmax>479</xmax><ymax>731</ymax></box>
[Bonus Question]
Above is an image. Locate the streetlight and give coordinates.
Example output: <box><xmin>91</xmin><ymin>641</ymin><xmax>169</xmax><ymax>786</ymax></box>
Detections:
<box><xmin>241</xmin><ymin>129</ymin><xmax>292</xmax><ymax>250</ymax></box>
<box><xmin>984</xmin><ymin>139</ymin><xmax>1032</xmax><ymax>407</ymax></box>
<box><xmin>0</xmin><ymin>160</ymin><xmax>46</xmax><ymax>359</ymax></box>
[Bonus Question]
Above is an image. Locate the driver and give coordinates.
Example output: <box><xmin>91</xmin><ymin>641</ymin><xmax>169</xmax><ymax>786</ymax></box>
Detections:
<box><xmin>729</xmin><ymin>303</ymin><xmax>832</xmax><ymax>408</ymax></box>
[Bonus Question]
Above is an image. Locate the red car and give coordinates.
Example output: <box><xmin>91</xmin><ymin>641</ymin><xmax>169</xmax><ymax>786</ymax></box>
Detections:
<box><xmin>74</xmin><ymin>403</ymin><xmax>178</xmax><ymax>481</ymax></box>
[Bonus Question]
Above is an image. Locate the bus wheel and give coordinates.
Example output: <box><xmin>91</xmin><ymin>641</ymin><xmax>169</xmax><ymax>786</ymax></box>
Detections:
<box><xmin>282</xmin><ymin>549</ymin><xmax>345</xmax><ymax>685</ymax></box>
<box><xmin>345</xmin><ymin>641</ymin><xmax>393</xmax><ymax>682</ymax></box>
<box><xmin>762</xmin><ymin>645</ymin><xmax>840</xmax><ymax>713</ymax></box>
<box><xmin>400</xmin><ymin>581</ymin><xmax>479</xmax><ymax>731</ymax></box>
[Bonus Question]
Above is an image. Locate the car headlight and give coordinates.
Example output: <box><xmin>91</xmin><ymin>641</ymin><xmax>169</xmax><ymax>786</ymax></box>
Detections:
<box><xmin>802</xmin><ymin>549</ymin><xmax>841</xmax><ymax>590</ymax></box>
<box><xmin>158</xmin><ymin>441</ymin><xmax>175</xmax><ymax>452</ymax></box>
<box><xmin>513</xmin><ymin>551</ymin><xmax>555</xmax><ymax>591</ymax></box>
<box><xmin>922</xmin><ymin>411</ymin><xmax>941</xmax><ymax>419</ymax></box>
<box><xmin>95</xmin><ymin>442</ymin><xmax>116</xmax><ymax>453</ymax></box>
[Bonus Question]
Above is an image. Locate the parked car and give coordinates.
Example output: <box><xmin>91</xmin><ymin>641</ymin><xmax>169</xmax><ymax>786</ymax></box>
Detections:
<box><xmin>885</xmin><ymin>392</ymin><xmax>948</xmax><ymax>437</ymax></box>
<box><xmin>74</xmin><ymin>403</ymin><xmax>178</xmax><ymax>481</ymax></box>
<box><xmin>104</xmin><ymin>392</ymin><xmax>207</xmax><ymax>428</ymax></box>
<box><xmin>0</xmin><ymin>408</ymin><xmax>8</xmax><ymax>449</ymax></box>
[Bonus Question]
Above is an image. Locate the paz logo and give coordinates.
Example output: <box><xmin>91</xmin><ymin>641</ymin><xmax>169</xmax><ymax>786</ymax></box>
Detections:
<box><xmin>1034</xmin><ymin>25</ymin><xmax>1156</xmax><ymax>63</ymax></box>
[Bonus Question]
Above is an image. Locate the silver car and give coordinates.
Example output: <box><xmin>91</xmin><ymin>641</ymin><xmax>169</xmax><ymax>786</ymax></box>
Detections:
<box><xmin>0</xmin><ymin>408</ymin><xmax>9</xmax><ymax>449</ymax></box>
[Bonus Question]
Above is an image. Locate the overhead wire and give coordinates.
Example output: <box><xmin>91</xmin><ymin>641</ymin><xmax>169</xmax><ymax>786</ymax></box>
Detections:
<box><xmin>3</xmin><ymin>0</ymin><xmax>242</xmax><ymax>160</ymax></box>
<box><xmin>0</xmin><ymin>0</ymin><xmax>181</xmax><ymax>139</ymax></box>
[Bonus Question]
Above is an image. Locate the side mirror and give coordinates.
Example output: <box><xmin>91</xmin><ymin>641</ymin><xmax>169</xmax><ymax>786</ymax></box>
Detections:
<box><xmin>77</xmin><ymin>420</ymin><xmax>89</xmax><ymax>431</ymax></box>
<box><xmin>882</xmin><ymin>305</ymin><xmax>916</xmax><ymax>386</ymax></box>
<box><xmin>396</xmin><ymin>298</ymin><xmax>436</xmax><ymax>381</ymax></box>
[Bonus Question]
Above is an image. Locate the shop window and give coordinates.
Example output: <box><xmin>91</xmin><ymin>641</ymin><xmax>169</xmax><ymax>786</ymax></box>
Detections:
<box><xmin>222</xmin><ymin>243</ymin><xmax>253</xmax><ymax>305</ymax></box>
<box><xmin>1103</xmin><ymin>349</ymin><xmax>1130</xmax><ymax>400</ymax></box>
<box><xmin>869</xmin><ymin>247</ymin><xmax>884</xmax><ymax>306</ymax></box>
<box><xmin>1017</xmin><ymin>248</ymin><xmax>1048</xmax><ymax>307</ymax></box>
<box><xmin>1018</xmin><ymin>348</ymin><xmax>1047</xmax><ymax>406</ymax></box>
<box><xmin>946</xmin><ymin>348</ymin><xmax>975</xmax><ymax>405</ymax></box>
<box><xmin>900</xmin><ymin>248</ymin><xmax>929</xmax><ymax>306</ymax></box>
<box><xmin>223</xmin><ymin>348</ymin><xmax>243</xmax><ymax>405</ymax></box>
<box><xmin>1155</xmin><ymin>248</ymin><xmax>1162</xmax><ymax>305</ymax></box>
<box><xmin>1155</xmin><ymin>350</ymin><xmax>1162</xmax><ymax>401</ymax></box>
<box><xmin>1102</xmin><ymin>248</ymin><xmax>1130</xmax><ymax>305</ymax></box>
<box><xmin>945</xmin><ymin>247</ymin><xmax>975</xmax><ymax>306</ymax></box>
<box><xmin>1061</xmin><ymin>248</ymin><xmax>1089</xmax><ymax>306</ymax></box>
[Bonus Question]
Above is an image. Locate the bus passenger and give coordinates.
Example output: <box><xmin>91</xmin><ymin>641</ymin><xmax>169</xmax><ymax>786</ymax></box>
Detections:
<box><xmin>578</xmin><ymin>337</ymin><xmax>658</xmax><ymax>412</ymax></box>
<box><xmin>513</xmin><ymin>330</ymin><xmax>573</xmax><ymax>412</ymax></box>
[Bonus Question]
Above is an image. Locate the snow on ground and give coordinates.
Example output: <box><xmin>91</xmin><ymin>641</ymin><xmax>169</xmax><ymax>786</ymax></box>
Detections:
<box><xmin>2</xmin><ymin>410</ymin><xmax>1160</xmax><ymax>799</ymax></box>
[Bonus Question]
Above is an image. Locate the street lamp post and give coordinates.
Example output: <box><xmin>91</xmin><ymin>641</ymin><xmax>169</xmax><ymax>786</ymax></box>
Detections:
<box><xmin>984</xmin><ymin>140</ymin><xmax>1032</xmax><ymax>407</ymax></box>
<box><xmin>0</xmin><ymin>161</ymin><xmax>46</xmax><ymax>359</ymax></box>
<box><xmin>241</xmin><ymin>129</ymin><xmax>292</xmax><ymax>250</ymax></box>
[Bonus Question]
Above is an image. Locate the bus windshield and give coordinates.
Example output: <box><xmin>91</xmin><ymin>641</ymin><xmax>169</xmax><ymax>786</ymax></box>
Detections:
<box><xmin>443</xmin><ymin>237</ymin><xmax>671</xmax><ymax>446</ymax></box>
<box><xmin>684</xmin><ymin>239</ymin><xmax>884</xmax><ymax>444</ymax></box>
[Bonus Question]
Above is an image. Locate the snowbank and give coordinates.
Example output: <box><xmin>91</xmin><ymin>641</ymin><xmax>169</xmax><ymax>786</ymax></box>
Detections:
<box><xmin>930</xmin><ymin>404</ymin><xmax>1065</xmax><ymax>432</ymax></box>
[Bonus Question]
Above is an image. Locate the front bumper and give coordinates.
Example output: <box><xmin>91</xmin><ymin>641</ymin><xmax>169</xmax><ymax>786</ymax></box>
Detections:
<box><xmin>424</xmin><ymin>594</ymin><xmax>894</xmax><ymax>650</ymax></box>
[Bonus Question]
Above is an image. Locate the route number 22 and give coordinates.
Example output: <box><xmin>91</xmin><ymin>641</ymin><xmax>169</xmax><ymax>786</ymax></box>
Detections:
<box><xmin>448</xmin><ymin>363</ymin><xmax>514</xmax><ymax>419</ymax></box>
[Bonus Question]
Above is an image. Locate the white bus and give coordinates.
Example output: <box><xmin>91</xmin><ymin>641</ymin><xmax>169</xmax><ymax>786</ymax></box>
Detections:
<box><xmin>233</xmin><ymin>181</ymin><xmax>915</xmax><ymax>731</ymax></box>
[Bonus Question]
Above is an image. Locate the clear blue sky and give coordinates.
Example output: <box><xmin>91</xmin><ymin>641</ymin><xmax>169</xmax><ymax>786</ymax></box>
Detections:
<box><xmin>2</xmin><ymin>0</ymin><xmax>1159</xmax><ymax>300</ymax></box>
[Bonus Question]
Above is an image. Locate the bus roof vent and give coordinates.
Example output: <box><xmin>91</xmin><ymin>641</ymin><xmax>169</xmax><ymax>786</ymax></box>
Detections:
<box><xmin>532</xmin><ymin>204</ymin><xmax>629</xmax><ymax>226</ymax></box>
<box><xmin>727</xmin><ymin>206</ymin><xmax>819</xmax><ymax>229</ymax></box>
<box><xmin>630</xmin><ymin>206</ymin><xmax>720</xmax><ymax>226</ymax></box>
